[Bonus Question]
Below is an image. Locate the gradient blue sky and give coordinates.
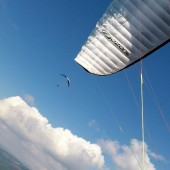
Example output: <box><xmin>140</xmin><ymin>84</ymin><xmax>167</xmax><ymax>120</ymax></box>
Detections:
<box><xmin>0</xmin><ymin>0</ymin><xmax>169</xmax><ymax>170</ymax></box>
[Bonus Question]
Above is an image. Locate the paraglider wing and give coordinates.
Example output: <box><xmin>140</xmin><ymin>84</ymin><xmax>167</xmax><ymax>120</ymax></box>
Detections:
<box><xmin>60</xmin><ymin>74</ymin><xmax>70</xmax><ymax>87</ymax></box>
<box><xmin>75</xmin><ymin>0</ymin><xmax>170</xmax><ymax>75</ymax></box>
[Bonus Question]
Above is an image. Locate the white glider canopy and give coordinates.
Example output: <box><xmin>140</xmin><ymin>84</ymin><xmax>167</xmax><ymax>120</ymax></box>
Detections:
<box><xmin>75</xmin><ymin>0</ymin><xmax>170</xmax><ymax>75</ymax></box>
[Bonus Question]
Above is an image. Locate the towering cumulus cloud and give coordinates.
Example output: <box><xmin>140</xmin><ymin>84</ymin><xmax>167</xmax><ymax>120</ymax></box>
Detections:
<box><xmin>0</xmin><ymin>96</ymin><xmax>104</xmax><ymax>170</ymax></box>
<box><xmin>99</xmin><ymin>139</ymin><xmax>156</xmax><ymax>170</ymax></box>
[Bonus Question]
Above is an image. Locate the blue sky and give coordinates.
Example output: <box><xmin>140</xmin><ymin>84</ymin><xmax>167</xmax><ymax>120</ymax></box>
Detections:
<box><xmin>0</xmin><ymin>0</ymin><xmax>169</xmax><ymax>170</ymax></box>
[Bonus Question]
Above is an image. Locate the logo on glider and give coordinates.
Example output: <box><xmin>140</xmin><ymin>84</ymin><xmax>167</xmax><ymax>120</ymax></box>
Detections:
<box><xmin>101</xmin><ymin>29</ymin><xmax>130</xmax><ymax>57</ymax></box>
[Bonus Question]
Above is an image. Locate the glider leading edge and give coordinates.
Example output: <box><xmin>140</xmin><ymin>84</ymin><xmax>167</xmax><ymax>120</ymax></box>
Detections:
<box><xmin>59</xmin><ymin>74</ymin><xmax>70</xmax><ymax>87</ymax></box>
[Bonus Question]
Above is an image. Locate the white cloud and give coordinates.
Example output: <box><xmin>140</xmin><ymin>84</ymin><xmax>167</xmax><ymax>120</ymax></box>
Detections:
<box><xmin>24</xmin><ymin>94</ymin><xmax>35</xmax><ymax>106</ymax></box>
<box><xmin>99</xmin><ymin>139</ymin><xmax>156</xmax><ymax>170</ymax></box>
<box><xmin>0</xmin><ymin>96</ymin><xmax>104</xmax><ymax>170</ymax></box>
<box><xmin>88</xmin><ymin>119</ymin><xmax>96</xmax><ymax>127</ymax></box>
<box><xmin>88</xmin><ymin>119</ymin><xmax>102</xmax><ymax>133</ymax></box>
<box><xmin>149</xmin><ymin>151</ymin><xmax>166</xmax><ymax>163</ymax></box>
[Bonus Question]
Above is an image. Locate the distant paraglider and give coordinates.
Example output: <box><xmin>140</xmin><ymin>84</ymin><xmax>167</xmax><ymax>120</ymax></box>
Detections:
<box><xmin>57</xmin><ymin>74</ymin><xmax>70</xmax><ymax>87</ymax></box>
